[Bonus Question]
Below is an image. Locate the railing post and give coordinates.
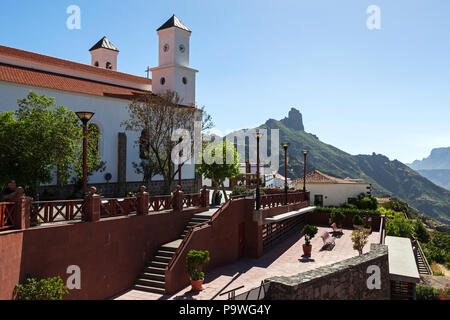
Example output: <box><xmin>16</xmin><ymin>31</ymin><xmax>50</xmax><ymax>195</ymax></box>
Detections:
<box><xmin>13</xmin><ymin>187</ymin><xmax>30</xmax><ymax>230</ymax></box>
<box><xmin>84</xmin><ymin>187</ymin><xmax>101</xmax><ymax>222</ymax></box>
<box><xmin>201</xmin><ymin>185</ymin><xmax>210</xmax><ymax>208</ymax></box>
<box><xmin>136</xmin><ymin>186</ymin><xmax>149</xmax><ymax>216</ymax></box>
<box><xmin>172</xmin><ymin>185</ymin><xmax>184</xmax><ymax>213</ymax></box>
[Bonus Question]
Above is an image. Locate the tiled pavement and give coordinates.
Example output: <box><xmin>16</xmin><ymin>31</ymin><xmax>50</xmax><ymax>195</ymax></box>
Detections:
<box><xmin>113</xmin><ymin>226</ymin><xmax>380</xmax><ymax>300</ymax></box>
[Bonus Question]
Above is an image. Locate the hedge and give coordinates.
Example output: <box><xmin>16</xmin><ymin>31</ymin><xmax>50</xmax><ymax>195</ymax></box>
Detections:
<box><xmin>314</xmin><ymin>207</ymin><xmax>381</xmax><ymax>216</ymax></box>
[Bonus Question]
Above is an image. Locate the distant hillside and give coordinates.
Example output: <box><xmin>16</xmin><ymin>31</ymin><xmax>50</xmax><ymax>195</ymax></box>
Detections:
<box><xmin>409</xmin><ymin>147</ymin><xmax>450</xmax><ymax>170</ymax></box>
<box><xmin>228</xmin><ymin>108</ymin><xmax>450</xmax><ymax>226</ymax></box>
<box><xmin>416</xmin><ymin>169</ymin><xmax>450</xmax><ymax>190</ymax></box>
<box><xmin>407</xmin><ymin>148</ymin><xmax>450</xmax><ymax>190</ymax></box>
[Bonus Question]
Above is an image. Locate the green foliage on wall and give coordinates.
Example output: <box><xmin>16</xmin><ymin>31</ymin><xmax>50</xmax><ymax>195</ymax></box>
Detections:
<box><xmin>14</xmin><ymin>276</ymin><xmax>69</xmax><ymax>300</ymax></box>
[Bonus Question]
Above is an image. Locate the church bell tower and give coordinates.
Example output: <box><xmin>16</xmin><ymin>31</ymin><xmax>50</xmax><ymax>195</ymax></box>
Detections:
<box><xmin>151</xmin><ymin>15</ymin><xmax>198</xmax><ymax>107</ymax></box>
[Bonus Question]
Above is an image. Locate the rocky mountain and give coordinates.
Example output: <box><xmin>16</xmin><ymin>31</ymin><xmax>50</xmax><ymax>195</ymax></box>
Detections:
<box><xmin>228</xmin><ymin>108</ymin><xmax>450</xmax><ymax>226</ymax></box>
<box><xmin>407</xmin><ymin>148</ymin><xmax>450</xmax><ymax>190</ymax></box>
<box><xmin>409</xmin><ymin>147</ymin><xmax>450</xmax><ymax>170</ymax></box>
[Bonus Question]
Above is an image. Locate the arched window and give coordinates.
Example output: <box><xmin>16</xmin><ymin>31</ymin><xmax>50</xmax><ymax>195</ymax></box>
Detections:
<box><xmin>94</xmin><ymin>61</ymin><xmax>99</xmax><ymax>67</ymax></box>
<box><xmin>106</xmin><ymin>62</ymin><xmax>113</xmax><ymax>70</ymax></box>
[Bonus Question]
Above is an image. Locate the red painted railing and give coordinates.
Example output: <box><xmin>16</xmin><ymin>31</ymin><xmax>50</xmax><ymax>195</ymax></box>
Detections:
<box><xmin>260</xmin><ymin>192</ymin><xmax>307</xmax><ymax>209</ymax></box>
<box><xmin>0</xmin><ymin>202</ymin><xmax>16</xmax><ymax>230</ymax></box>
<box><xmin>30</xmin><ymin>200</ymin><xmax>86</xmax><ymax>225</ymax></box>
<box><xmin>100</xmin><ymin>198</ymin><xmax>137</xmax><ymax>217</ymax></box>
<box><xmin>183</xmin><ymin>193</ymin><xmax>201</xmax><ymax>208</ymax></box>
<box><xmin>167</xmin><ymin>199</ymin><xmax>232</xmax><ymax>271</ymax></box>
<box><xmin>149</xmin><ymin>195</ymin><xmax>172</xmax><ymax>212</ymax></box>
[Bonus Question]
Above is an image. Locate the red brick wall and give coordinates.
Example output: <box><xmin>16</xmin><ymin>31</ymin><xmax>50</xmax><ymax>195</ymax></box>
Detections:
<box><xmin>0</xmin><ymin>207</ymin><xmax>206</xmax><ymax>300</ymax></box>
<box><xmin>164</xmin><ymin>199</ymin><xmax>258</xmax><ymax>294</ymax></box>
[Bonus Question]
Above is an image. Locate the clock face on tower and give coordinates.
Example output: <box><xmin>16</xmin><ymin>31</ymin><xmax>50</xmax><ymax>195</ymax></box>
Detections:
<box><xmin>163</xmin><ymin>44</ymin><xmax>169</xmax><ymax>52</ymax></box>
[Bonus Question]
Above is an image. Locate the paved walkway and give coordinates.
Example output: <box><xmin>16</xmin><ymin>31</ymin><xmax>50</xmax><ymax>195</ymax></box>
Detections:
<box><xmin>113</xmin><ymin>226</ymin><xmax>380</xmax><ymax>300</ymax></box>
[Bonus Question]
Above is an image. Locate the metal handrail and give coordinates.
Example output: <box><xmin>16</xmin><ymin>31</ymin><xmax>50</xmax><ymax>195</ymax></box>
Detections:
<box><xmin>412</xmin><ymin>238</ymin><xmax>432</xmax><ymax>275</ymax></box>
<box><xmin>219</xmin><ymin>285</ymin><xmax>245</xmax><ymax>300</ymax></box>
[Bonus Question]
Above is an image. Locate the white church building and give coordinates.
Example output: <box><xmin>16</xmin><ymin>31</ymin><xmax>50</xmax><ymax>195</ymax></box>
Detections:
<box><xmin>0</xmin><ymin>15</ymin><xmax>200</xmax><ymax>198</ymax></box>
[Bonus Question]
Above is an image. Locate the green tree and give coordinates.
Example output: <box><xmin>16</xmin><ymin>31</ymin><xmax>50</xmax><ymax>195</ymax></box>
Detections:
<box><xmin>0</xmin><ymin>92</ymin><xmax>104</xmax><ymax>197</ymax></box>
<box><xmin>413</xmin><ymin>219</ymin><xmax>431</xmax><ymax>243</ymax></box>
<box><xmin>197</xmin><ymin>139</ymin><xmax>240</xmax><ymax>202</ymax></box>
<box><xmin>352</xmin><ymin>229</ymin><xmax>370</xmax><ymax>255</ymax></box>
<box><xmin>14</xmin><ymin>276</ymin><xmax>69</xmax><ymax>300</ymax></box>
<box><xmin>386</xmin><ymin>214</ymin><xmax>413</xmax><ymax>238</ymax></box>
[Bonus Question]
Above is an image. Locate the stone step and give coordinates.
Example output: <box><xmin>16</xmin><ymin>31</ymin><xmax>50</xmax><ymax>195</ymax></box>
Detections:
<box><xmin>133</xmin><ymin>284</ymin><xmax>165</xmax><ymax>295</ymax></box>
<box><xmin>148</xmin><ymin>261</ymin><xmax>168</xmax><ymax>269</ymax></box>
<box><xmin>153</xmin><ymin>255</ymin><xmax>172</xmax><ymax>263</ymax></box>
<box><xmin>144</xmin><ymin>266</ymin><xmax>166</xmax><ymax>275</ymax></box>
<box><xmin>139</xmin><ymin>272</ymin><xmax>165</xmax><ymax>282</ymax></box>
<box><xmin>190</xmin><ymin>217</ymin><xmax>210</xmax><ymax>223</ymax></box>
<box><xmin>156</xmin><ymin>250</ymin><xmax>175</xmax><ymax>258</ymax></box>
<box><xmin>136</xmin><ymin>278</ymin><xmax>165</xmax><ymax>289</ymax></box>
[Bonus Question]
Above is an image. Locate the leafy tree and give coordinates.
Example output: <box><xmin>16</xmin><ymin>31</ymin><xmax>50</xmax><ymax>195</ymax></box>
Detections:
<box><xmin>413</xmin><ymin>219</ymin><xmax>431</xmax><ymax>243</ymax></box>
<box><xmin>386</xmin><ymin>214</ymin><xmax>413</xmax><ymax>238</ymax></box>
<box><xmin>0</xmin><ymin>92</ymin><xmax>103</xmax><ymax>197</ymax></box>
<box><xmin>121</xmin><ymin>91</ymin><xmax>198</xmax><ymax>194</ymax></box>
<box><xmin>349</xmin><ymin>193</ymin><xmax>378</xmax><ymax>210</ymax></box>
<box><xmin>197</xmin><ymin>139</ymin><xmax>240</xmax><ymax>202</ymax></box>
<box><xmin>352</xmin><ymin>229</ymin><xmax>370</xmax><ymax>255</ymax></box>
<box><xmin>186</xmin><ymin>250</ymin><xmax>210</xmax><ymax>281</ymax></box>
<box><xmin>422</xmin><ymin>231</ymin><xmax>450</xmax><ymax>268</ymax></box>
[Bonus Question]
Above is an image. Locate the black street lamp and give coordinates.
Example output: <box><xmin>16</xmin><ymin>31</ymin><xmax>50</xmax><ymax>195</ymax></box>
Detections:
<box><xmin>255</xmin><ymin>131</ymin><xmax>263</xmax><ymax>210</ymax></box>
<box><xmin>302</xmin><ymin>150</ymin><xmax>309</xmax><ymax>196</ymax></box>
<box><xmin>76</xmin><ymin>112</ymin><xmax>95</xmax><ymax>195</ymax></box>
<box><xmin>282</xmin><ymin>143</ymin><xmax>290</xmax><ymax>205</ymax></box>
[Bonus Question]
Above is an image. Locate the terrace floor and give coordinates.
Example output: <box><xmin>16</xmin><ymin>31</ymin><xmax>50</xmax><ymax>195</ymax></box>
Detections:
<box><xmin>113</xmin><ymin>226</ymin><xmax>380</xmax><ymax>300</ymax></box>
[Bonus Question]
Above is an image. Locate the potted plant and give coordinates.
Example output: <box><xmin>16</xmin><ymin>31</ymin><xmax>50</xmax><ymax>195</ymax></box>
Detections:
<box><xmin>186</xmin><ymin>250</ymin><xmax>210</xmax><ymax>291</ymax></box>
<box><xmin>353</xmin><ymin>214</ymin><xmax>363</xmax><ymax>230</ymax></box>
<box><xmin>301</xmin><ymin>225</ymin><xmax>318</xmax><ymax>256</ymax></box>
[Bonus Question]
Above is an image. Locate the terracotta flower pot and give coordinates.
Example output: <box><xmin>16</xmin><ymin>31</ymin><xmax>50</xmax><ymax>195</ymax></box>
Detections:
<box><xmin>303</xmin><ymin>244</ymin><xmax>312</xmax><ymax>256</ymax></box>
<box><xmin>190</xmin><ymin>279</ymin><xmax>204</xmax><ymax>291</ymax></box>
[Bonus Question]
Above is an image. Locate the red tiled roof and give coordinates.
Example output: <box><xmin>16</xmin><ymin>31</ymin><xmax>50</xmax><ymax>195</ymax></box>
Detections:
<box><xmin>0</xmin><ymin>45</ymin><xmax>152</xmax><ymax>86</ymax></box>
<box><xmin>0</xmin><ymin>63</ymin><xmax>148</xmax><ymax>100</ymax></box>
<box><xmin>293</xmin><ymin>170</ymin><xmax>367</xmax><ymax>185</ymax></box>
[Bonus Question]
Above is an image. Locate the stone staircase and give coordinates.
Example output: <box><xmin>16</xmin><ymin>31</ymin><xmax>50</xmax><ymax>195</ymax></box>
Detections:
<box><xmin>133</xmin><ymin>212</ymin><xmax>213</xmax><ymax>294</ymax></box>
<box><xmin>412</xmin><ymin>239</ymin><xmax>432</xmax><ymax>275</ymax></box>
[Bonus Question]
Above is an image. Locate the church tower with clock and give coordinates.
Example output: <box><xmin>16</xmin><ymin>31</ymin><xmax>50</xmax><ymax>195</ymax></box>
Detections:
<box><xmin>151</xmin><ymin>15</ymin><xmax>198</xmax><ymax>107</ymax></box>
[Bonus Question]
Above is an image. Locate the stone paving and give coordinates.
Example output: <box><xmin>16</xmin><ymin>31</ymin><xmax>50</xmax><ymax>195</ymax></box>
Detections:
<box><xmin>113</xmin><ymin>226</ymin><xmax>380</xmax><ymax>300</ymax></box>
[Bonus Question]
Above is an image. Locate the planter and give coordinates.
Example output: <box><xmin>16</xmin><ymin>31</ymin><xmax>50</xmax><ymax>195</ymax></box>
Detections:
<box><xmin>190</xmin><ymin>279</ymin><xmax>204</xmax><ymax>291</ymax></box>
<box><xmin>303</xmin><ymin>244</ymin><xmax>312</xmax><ymax>256</ymax></box>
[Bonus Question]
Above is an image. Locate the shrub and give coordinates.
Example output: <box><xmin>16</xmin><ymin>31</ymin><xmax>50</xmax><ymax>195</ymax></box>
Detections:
<box><xmin>186</xmin><ymin>250</ymin><xmax>210</xmax><ymax>281</ymax></box>
<box><xmin>416</xmin><ymin>285</ymin><xmax>439</xmax><ymax>300</ymax></box>
<box><xmin>315</xmin><ymin>207</ymin><xmax>380</xmax><ymax>216</ymax></box>
<box><xmin>353</xmin><ymin>214</ymin><xmax>363</xmax><ymax>226</ymax></box>
<box><xmin>302</xmin><ymin>225</ymin><xmax>318</xmax><ymax>246</ymax></box>
<box><xmin>331</xmin><ymin>211</ymin><xmax>346</xmax><ymax>225</ymax></box>
<box><xmin>14</xmin><ymin>277</ymin><xmax>69</xmax><ymax>300</ymax></box>
<box><xmin>231</xmin><ymin>185</ymin><xmax>254</xmax><ymax>197</ymax></box>
<box><xmin>351</xmin><ymin>229</ymin><xmax>370</xmax><ymax>255</ymax></box>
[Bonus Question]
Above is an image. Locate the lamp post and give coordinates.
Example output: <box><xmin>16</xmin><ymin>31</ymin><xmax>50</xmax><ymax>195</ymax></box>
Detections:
<box><xmin>302</xmin><ymin>150</ymin><xmax>309</xmax><ymax>196</ymax></box>
<box><xmin>282</xmin><ymin>143</ymin><xmax>290</xmax><ymax>205</ymax></box>
<box><xmin>255</xmin><ymin>131</ymin><xmax>263</xmax><ymax>210</ymax></box>
<box><xmin>76</xmin><ymin>112</ymin><xmax>95</xmax><ymax>195</ymax></box>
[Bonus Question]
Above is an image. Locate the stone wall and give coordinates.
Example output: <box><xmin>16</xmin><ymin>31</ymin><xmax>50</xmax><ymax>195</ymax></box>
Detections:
<box><xmin>37</xmin><ymin>179</ymin><xmax>200</xmax><ymax>200</ymax></box>
<box><xmin>265</xmin><ymin>244</ymin><xmax>390</xmax><ymax>300</ymax></box>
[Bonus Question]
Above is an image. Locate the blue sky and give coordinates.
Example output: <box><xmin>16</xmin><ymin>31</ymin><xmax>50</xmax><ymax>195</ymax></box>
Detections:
<box><xmin>1</xmin><ymin>0</ymin><xmax>449</xmax><ymax>163</ymax></box>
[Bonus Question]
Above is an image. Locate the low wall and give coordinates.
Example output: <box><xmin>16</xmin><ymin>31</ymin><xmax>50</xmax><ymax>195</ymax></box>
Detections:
<box><xmin>0</xmin><ymin>207</ymin><xmax>206</xmax><ymax>300</ymax></box>
<box><xmin>265</xmin><ymin>244</ymin><xmax>390</xmax><ymax>300</ymax></box>
<box><xmin>306</xmin><ymin>211</ymin><xmax>382</xmax><ymax>230</ymax></box>
<box><xmin>165</xmin><ymin>199</ymin><xmax>259</xmax><ymax>294</ymax></box>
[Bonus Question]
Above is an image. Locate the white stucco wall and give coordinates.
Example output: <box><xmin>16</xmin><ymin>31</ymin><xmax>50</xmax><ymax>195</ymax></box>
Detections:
<box><xmin>307</xmin><ymin>183</ymin><xmax>372</xmax><ymax>207</ymax></box>
<box><xmin>0</xmin><ymin>80</ymin><xmax>196</xmax><ymax>184</ymax></box>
